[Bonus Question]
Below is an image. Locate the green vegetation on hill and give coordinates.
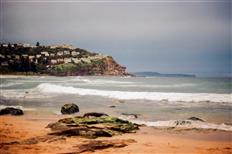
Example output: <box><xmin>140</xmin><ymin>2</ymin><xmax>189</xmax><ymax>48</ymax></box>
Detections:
<box><xmin>0</xmin><ymin>43</ymin><xmax>128</xmax><ymax>76</ymax></box>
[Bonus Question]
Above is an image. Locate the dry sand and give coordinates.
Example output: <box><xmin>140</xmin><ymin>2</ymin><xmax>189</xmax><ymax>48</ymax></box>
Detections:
<box><xmin>0</xmin><ymin>115</ymin><xmax>231</xmax><ymax>154</ymax></box>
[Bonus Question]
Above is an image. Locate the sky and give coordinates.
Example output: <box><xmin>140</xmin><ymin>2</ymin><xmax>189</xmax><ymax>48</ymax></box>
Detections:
<box><xmin>0</xmin><ymin>0</ymin><xmax>231</xmax><ymax>77</ymax></box>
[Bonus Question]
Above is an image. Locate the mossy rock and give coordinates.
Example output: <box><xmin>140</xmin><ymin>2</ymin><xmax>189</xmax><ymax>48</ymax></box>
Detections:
<box><xmin>61</xmin><ymin>103</ymin><xmax>79</xmax><ymax>114</ymax></box>
<box><xmin>59</xmin><ymin>116</ymin><xmax>130</xmax><ymax>125</ymax></box>
<box><xmin>48</xmin><ymin>114</ymin><xmax>139</xmax><ymax>138</ymax></box>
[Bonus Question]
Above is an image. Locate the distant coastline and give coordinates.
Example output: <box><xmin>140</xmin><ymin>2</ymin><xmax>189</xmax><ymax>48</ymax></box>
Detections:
<box><xmin>133</xmin><ymin>72</ymin><xmax>196</xmax><ymax>78</ymax></box>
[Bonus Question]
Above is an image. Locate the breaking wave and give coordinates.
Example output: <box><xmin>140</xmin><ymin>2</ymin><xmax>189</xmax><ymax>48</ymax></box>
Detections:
<box><xmin>128</xmin><ymin>119</ymin><xmax>232</xmax><ymax>131</ymax></box>
<box><xmin>0</xmin><ymin>82</ymin><xmax>23</xmax><ymax>88</ymax></box>
<box><xmin>36</xmin><ymin>83</ymin><xmax>232</xmax><ymax>103</ymax></box>
<box><xmin>69</xmin><ymin>77</ymin><xmax>135</xmax><ymax>84</ymax></box>
<box><xmin>117</xmin><ymin>83</ymin><xmax>197</xmax><ymax>88</ymax></box>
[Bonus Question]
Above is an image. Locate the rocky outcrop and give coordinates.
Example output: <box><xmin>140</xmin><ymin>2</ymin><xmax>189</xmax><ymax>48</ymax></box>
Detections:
<box><xmin>1</xmin><ymin>136</ymin><xmax>135</xmax><ymax>154</ymax></box>
<box><xmin>47</xmin><ymin>114</ymin><xmax>139</xmax><ymax>138</ymax></box>
<box><xmin>61</xmin><ymin>104</ymin><xmax>79</xmax><ymax>114</ymax></box>
<box><xmin>75</xmin><ymin>139</ymin><xmax>136</xmax><ymax>153</ymax></box>
<box><xmin>0</xmin><ymin>107</ymin><xmax>23</xmax><ymax>116</ymax></box>
<box><xmin>83</xmin><ymin>112</ymin><xmax>108</xmax><ymax>118</ymax></box>
<box><xmin>101</xmin><ymin>56</ymin><xmax>128</xmax><ymax>76</ymax></box>
<box><xmin>188</xmin><ymin>117</ymin><xmax>205</xmax><ymax>122</ymax></box>
<box><xmin>121</xmin><ymin>113</ymin><xmax>141</xmax><ymax>119</ymax></box>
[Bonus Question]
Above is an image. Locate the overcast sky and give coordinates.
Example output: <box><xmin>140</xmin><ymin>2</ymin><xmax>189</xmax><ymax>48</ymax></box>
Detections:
<box><xmin>1</xmin><ymin>0</ymin><xmax>231</xmax><ymax>76</ymax></box>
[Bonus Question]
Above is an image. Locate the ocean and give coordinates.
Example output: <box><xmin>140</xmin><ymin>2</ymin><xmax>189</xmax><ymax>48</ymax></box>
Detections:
<box><xmin>0</xmin><ymin>76</ymin><xmax>231</xmax><ymax>131</ymax></box>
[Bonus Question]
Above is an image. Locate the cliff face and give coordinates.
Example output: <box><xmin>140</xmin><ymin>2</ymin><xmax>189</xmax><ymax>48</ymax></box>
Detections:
<box><xmin>102</xmin><ymin>56</ymin><xmax>127</xmax><ymax>75</ymax></box>
<box><xmin>0</xmin><ymin>43</ymin><xmax>129</xmax><ymax>76</ymax></box>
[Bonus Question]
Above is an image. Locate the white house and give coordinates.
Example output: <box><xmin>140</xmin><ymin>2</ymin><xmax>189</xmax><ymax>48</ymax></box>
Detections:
<box><xmin>29</xmin><ymin>55</ymin><xmax>35</xmax><ymax>60</ymax></box>
<box><xmin>71</xmin><ymin>58</ymin><xmax>81</xmax><ymax>64</ymax></box>
<box><xmin>57</xmin><ymin>58</ymin><xmax>64</xmax><ymax>63</ymax></box>
<box><xmin>64</xmin><ymin>58</ymin><xmax>72</xmax><ymax>63</ymax></box>
<box><xmin>1</xmin><ymin>61</ymin><xmax>8</xmax><ymax>66</ymax></box>
<box><xmin>41</xmin><ymin>52</ymin><xmax>49</xmax><ymax>57</ymax></box>
<box><xmin>22</xmin><ymin>43</ymin><xmax>30</xmax><ymax>47</ymax></box>
<box><xmin>36</xmin><ymin>54</ymin><xmax>42</xmax><ymax>58</ymax></box>
<box><xmin>81</xmin><ymin>58</ymin><xmax>91</xmax><ymax>63</ymax></box>
<box><xmin>0</xmin><ymin>54</ymin><xmax>5</xmax><ymax>58</ymax></box>
<box><xmin>50</xmin><ymin>46</ymin><xmax>56</xmax><ymax>49</ymax></box>
<box><xmin>15</xmin><ymin>55</ymin><xmax>20</xmax><ymax>60</ymax></box>
<box><xmin>50</xmin><ymin>53</ymin><xmax>55</xmax><ymax>57</ymax></box>
<box><xmin>63</xmin><ymin>50</ymin><xmax>70</xmax><ymax>55</ymax></box>
<box><xmin>22</xmin><ymin>54</ymin><xmax>28</xmax><ymax>58</ymax></box>
<box><xmin>57</xmin><ymin>51</ymin><xmax>63</xmax><ymax>56</ymax></box>
<box><xmin>71</xmin><ymin>51</ymin><xmax>79</xmax><ymax>56</ymax></box>
<box><xmin>50</xmin><ymin>59</ymin><xmax>57</xmax><ymax>64</ymax></box>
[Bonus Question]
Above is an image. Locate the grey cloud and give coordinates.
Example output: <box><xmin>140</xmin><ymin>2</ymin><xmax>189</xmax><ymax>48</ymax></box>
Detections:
<box><xmin>1</xmin><ymin>1</ymin><xmax>231</xmax><ymax>76</ymax></box>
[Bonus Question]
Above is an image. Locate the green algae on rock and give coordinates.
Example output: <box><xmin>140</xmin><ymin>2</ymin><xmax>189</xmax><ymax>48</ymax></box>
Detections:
<box><xmin>47</xmin><ymin>115</ymin><xmax>139</xmax><ymax>139</ymax></box>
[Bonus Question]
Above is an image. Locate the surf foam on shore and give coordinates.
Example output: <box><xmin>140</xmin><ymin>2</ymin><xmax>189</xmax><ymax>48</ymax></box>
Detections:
<box><xmin>123</xmin><ymin>118</ymin><xmax>232</xmax><ymax>131</ymax></box>
<box><xmin>35</xmin><ymin>83</ymin><xmax>232</xmax><ymax>103</ymax></box>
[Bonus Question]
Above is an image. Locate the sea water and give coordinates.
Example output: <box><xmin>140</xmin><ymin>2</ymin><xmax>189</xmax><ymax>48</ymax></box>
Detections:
<box><xmin>0</xmin><ymin>76</ymin><xmax>231</xmax><ymax>131</ymax></box>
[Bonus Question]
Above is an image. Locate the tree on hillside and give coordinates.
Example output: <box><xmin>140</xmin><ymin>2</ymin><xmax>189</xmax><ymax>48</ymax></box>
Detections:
<box><xmin>36</xmin><ymin>42</ymin><xmax>40</xmax><ymax>47</ymax></box>
<box><xmin>8</xmin><ymin>43</ymin><xmax>12</xmax><ymax>49</ymax></box>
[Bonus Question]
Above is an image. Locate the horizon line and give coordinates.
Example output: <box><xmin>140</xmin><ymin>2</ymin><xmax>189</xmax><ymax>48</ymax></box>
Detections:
<box><xmin>1</xmin><ymin>0</ymin><xmax>231</xmax><ymax>3</ymax></box>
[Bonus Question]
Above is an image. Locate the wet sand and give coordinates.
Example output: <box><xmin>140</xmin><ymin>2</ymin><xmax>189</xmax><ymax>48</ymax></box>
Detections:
<box><xmin>0</xmin><ymin>115</ymin><xmax>232</xmax><ymax>154</ymax></box>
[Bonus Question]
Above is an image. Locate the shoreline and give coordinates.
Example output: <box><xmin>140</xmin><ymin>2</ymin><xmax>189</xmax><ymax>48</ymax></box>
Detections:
<box><xmin>0</xmin><ymin>74</ymin><xmax>133</xmax><ymax>78</ymax></box>
<box><xmin>0</xmin><ymin>115</ymin><xmax>231</xmax><ymax>154</ymax></box>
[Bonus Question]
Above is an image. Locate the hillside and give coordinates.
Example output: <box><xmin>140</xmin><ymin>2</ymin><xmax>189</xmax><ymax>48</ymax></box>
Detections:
<box><xmin>0</xmin><ymin>43</ymin><xmax>129</xmax><ymax>76</ymax></box>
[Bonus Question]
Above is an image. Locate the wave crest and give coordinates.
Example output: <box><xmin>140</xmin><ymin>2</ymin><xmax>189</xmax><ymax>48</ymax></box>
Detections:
<box><xmin>36</xmin><ymin>83</ymin><xmax>232</xmax><ymax>103</ymax></box>
<box><xmin>127</xmin><ymin>119</ymin><xmax>232</xmax><ymax>131</ymax></box>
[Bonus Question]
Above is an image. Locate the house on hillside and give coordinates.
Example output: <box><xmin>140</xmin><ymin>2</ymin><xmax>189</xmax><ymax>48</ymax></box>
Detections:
<box><xmin>36</xmin><ymin>54</ymin><xmax>42</xmax><ymax>58</ymax></box>
<box><xmin>64</xmin><ymin>50</ymin><xmax>70</xmax><ymax>55</ymax></box>
<box><xmin>1</xmin><ymin>61</ymin><xmax>8</xmax><ymax>66</ymax></box>
<box><xmin>15</xmin><ymin>55</ymin><xmax>20</xmax><ymax>60</ymax></box>
<box><xmin>0</xmin><ymin>54</ymin><xmax>5</xmax><ymax>59</ymax></box>
<box><xmin>71</xmin><ymin>58</ymin><xmax>81</xmax><ymax>64</ymax></box>
<box><xmin>2</xmin><ymin>44</ymin><xmax>8</xmax><ymax>47</ymax></box>
<box><xmin>50</xmin><ymin>59</ymin><xmax>57</xmax><ymax>64</ymax></box>
<box><xmin>64</xmin><ymin>58</ymin><xmax>72</xmax><ymax>63</ymax></box>
<box><xmin>57</xmin><ymin>58</ymin><xmax>64</xmax><ymax>63</ymax></box>
<box><xmin>50</xmin><ymin>46</ymin><xmax>56</xmax><ymax>49</ymax></box>
<box><xmin>22</xmin><ymin>54</ymin><xmax>28</xmax><ymax>58</ymax></box>
<box><xmin>57</xmin><ymin>51</ymin><xmax>63</xmax><ymax>56</ymax></box>
<box><xmin>50</xmin><ymin>53</ymin><xmax>55</xmax><ymax>57</ymax></box>
<box><xmin>29</xmin><ymin>56</ymin><xmax>35</xmax><ymax>62</ymax></box>
<box><xmin>71</xmin><ymin>51</ymin><xmax>79</xmax><ymax>56</ymax></box>
<box><xmin>22</xmin><ymin>43</ymin><xmax>30</xmax><ymax>47</ymax></box>
<box><xmin>80</xmin><ymin>58</ymin><xmax>91</xmax><ymax>63</ymax></box>
<box><xmin>29</xmin><ymin>55</ymin><xmax>35</xmax><ymax>59</ymax></box>
<box><xmin>41</xmin><ymin>52</ymin><xmax>49</xmax><ymax>57</ymax></box>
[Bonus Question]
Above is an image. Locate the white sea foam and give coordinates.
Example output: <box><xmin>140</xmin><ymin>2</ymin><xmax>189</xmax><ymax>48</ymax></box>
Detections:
<box><xmin>127</xmin><ymin>119</ymin><xmax>232</xmax><ymax>131</ymax></box>
<box><xmin>0</xmin><ymin>75</ymin><xmax>42</xmax><ymax>79</ymax></box>
<box><xmin>1</xmin><ymin>89</ymin><xmax>55</xmax><ymax>99</ymax></box>
<box><xmin>91</xmin><ymin>79</ymin><xmax>134</xmax><ymax>84</ymax></box>
<box><xmin>36</xmin><ymin>83</ymin><xmax>232</xmax><ymax>103</ymax></box>
<box><xmin>0</xmin><ymin>82</ymin><xmax>23</xmax><ymax>88</ymax></box>
<box><xmin>0</xmin><ymin>105</ymin><xmax>36</xmax><ymax>111</ymax></box>
<box><xmin>69</xmin><ymin>77</ymin><xmax>134</xmax><ymax>84</ymax></box>
<box><xmin>117</xmin><ymin>83</ymin><xmax>197</xmax><ymax>88</ymax></box>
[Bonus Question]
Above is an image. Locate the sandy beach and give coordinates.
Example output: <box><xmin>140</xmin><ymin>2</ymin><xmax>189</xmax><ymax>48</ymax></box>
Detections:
<box><xmin>0</xmin><ymin>115</ymin><xmax>231</xmax><ymax>154</ymax></box>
